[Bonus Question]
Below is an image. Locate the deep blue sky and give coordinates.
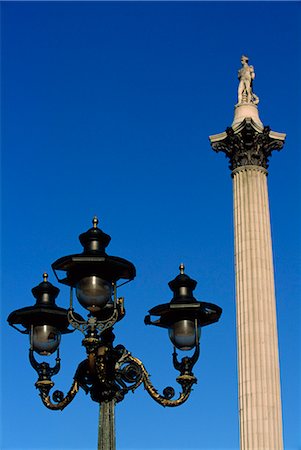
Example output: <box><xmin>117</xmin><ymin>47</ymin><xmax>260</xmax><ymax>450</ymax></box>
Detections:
<box><xmin>1</xmin><ymin>2</ymin><xmax>300</xmax><ymax>449</ymax></box>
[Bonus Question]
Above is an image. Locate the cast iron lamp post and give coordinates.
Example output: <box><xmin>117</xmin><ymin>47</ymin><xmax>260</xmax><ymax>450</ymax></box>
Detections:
<box><xmin>7</xmin><ymin>217</ymin><xmax>222</xmax><ymax>450</ymax></box>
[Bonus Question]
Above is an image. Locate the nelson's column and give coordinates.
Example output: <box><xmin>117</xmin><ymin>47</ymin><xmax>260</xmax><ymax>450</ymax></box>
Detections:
<box><xmin>209</xmin><ymin>56</ymin><xmax>285</xmax><ymax>449</ymax></box>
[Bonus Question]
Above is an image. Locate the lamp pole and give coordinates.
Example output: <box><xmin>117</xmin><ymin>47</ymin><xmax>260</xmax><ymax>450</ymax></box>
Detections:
<box><xmin>8</xmin><ymin>217</ymin><xmax>222</xmax><ymax>450</ymax></box>
<box><xmin>98</xmin><ymin>400</ymin><xmax>115</xmax><ymax>450</ymax></box>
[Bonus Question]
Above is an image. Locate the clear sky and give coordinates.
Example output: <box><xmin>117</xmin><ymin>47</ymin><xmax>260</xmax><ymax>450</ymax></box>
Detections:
<box><xmin>1</xmin><ymin>1</ymin><xmax>300</xmax><ymax>450</ymax></box>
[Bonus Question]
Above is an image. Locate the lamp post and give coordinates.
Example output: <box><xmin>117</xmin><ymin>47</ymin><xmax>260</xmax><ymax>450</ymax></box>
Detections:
<box><xmin>7</xmin><ymin>217</ymin><xmax>222</xmax><ymax>450</ymax></box>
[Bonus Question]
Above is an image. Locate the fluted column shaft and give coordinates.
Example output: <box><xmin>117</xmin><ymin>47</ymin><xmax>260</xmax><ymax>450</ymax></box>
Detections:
<box><xmin>233</xmin><ymin>165</ymin><xmax>283</xmax><ymax>450</ymax></box>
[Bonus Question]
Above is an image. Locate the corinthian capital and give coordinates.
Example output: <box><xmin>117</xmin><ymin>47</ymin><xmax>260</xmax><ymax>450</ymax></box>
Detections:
<box><xmin>209</xmin><ymin>119</ymin><xmax>285</xmax><ymax>172</ymax></box>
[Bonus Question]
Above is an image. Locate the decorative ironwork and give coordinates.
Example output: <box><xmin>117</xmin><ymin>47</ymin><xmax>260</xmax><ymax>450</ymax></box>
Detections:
<box><xmin>127</xmin><ymin>347</ymin><xmax>198</xmax><ymax>407</ymax></box>
<box><xmin>36</xmin><ymin>379</ymin><xmax>80</xmax><ymax>411</ymax></box>
<box><xmin>211</xmin><ymin>120</ymin><xmax>284</xmax><ymax>171</ymax></box>
<box><xmin>30</xmin><ymin>330</ymin><xmax>198</xmax><ymax>410</ymax></box>
<box><xmin>67</xmin><ymin>308</ymin><xmax>120</xmax><ymax>336</ymax></box>
<box><xmin>29</xmin><ymin>348</ymin><xmax>61</xmax><ymax>381</ymax></box>
<box><xmin>29</xmin><ymin>349</ymin><xmax>80</xmax><ymax>410</ymax></box>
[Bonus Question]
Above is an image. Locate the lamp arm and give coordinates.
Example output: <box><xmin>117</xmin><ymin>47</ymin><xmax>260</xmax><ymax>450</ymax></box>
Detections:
<box><xmin>124</xmin><ymin>353</ymin><xmax>197</xmax><ymax>408</ymax></box>
<box><xmin>29</xmin><ymin>349</ymin><xmax>80</xmax><ymax>411</ymax></box>
<box><xmin>35</xmin><ymin>378</ymin><xmax>80</xmax><ymax>411</ymax></box>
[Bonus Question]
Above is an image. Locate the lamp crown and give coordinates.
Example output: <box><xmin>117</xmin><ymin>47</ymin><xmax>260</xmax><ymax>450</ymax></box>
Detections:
<box><xmin>31</xmin><ymin>273</ymin><xmax>60</xmax><ymax>306</ymax></box>
<box><xmin>79</xmin><ymin>217</ymin><xmax>111</xmax><ymax>254</ymax></box>
<box><xmin>168</xmin><ymin>265</ymin><xmax>197</xmax><ymax>304</ymax></box>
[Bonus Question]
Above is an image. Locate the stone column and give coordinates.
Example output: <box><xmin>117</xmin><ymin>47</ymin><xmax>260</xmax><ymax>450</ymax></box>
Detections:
<box><xmin>210</xmin><ymin>114</ymin><xmax>285</xmax><ymax>449</ymax></box>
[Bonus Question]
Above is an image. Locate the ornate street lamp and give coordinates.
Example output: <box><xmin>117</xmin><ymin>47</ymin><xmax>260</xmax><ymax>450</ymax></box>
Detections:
<box><xmin>7</xmin><ymin>217</ymin><xmax>222</xmax><ymax>450</ymax></box>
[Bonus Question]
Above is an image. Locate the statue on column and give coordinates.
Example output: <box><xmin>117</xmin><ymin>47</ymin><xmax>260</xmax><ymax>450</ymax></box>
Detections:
<box><xmin>237</xmin><ymin>55</ymin><xmax>259</xmax><ymax>105</ymax></box>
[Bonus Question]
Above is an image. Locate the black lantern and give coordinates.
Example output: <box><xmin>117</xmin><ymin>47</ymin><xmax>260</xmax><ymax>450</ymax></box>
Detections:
<box><xmin>145</xmin><ymin>264</ymin><xmax>222</xmax><ymax>350</ymax></box>
<box><xmin>52</xmin><ymin>217</ymin><xmax>136</xmax><ymax>315</ymax></box>
<box><xmin>7</xmin><ymin>273</ymin><xmax>77</xmax><ymax>355</ymax></box>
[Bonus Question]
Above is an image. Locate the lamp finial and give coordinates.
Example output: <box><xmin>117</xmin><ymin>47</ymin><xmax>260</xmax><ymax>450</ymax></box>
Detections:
<box><xmin>92</xmin><ymin>216</ymin><xmax>99</xmax><ymax>228</ymax></box>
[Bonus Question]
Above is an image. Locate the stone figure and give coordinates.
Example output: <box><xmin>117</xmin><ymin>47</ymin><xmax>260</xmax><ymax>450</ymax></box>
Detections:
<box><xmin>237</xmin><ymin>55</ymin><xmax>259</xmax><ymax>105</ymax></box>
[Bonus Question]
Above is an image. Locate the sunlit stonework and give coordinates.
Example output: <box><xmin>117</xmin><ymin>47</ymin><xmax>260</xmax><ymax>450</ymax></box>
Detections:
<box><xmin>209</xmin><ymin>56</ymin><xmax>285</xmax><ymax>450</ymax></box>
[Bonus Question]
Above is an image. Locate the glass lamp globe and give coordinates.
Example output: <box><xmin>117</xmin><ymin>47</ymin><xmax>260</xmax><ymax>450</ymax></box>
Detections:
<box><xmin>31</xmin><ymin>325</ymin><xmax>61</xmax><ymax>355</ymax></box>
<box><xmin>76</xmin><ymin>276</ymin><xmax>112</xmax><ymax>313</ymax></box>
<box><xmin>168</xmin><ymin>319</ymin><xmax>201</xmax><ymax>351</ymax></box>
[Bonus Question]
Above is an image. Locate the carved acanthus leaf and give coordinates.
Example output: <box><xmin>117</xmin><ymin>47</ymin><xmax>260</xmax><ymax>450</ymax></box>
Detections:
<box><xmin>211</xmin><ymin>121</ymin><xmax>284</xmax><ymax>171</ymax></box>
